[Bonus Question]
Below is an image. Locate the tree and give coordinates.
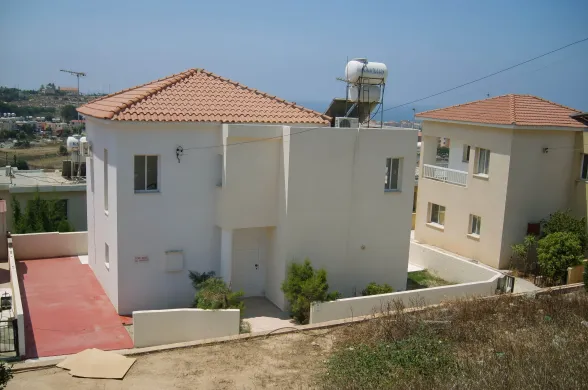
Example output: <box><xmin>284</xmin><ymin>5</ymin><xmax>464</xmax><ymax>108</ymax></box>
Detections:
<box><xmin>12</xmin><ymin>193</ymin><xmax>72</xmax><ymax>234</ymax></box>
<box><xmin>537</xmin><ymin>232</ymin><xmax>583</xmax><ymax>281</ymax></box>
<box><xmin>59</xmin><ymin>145</ymin><xmax>68</xmax><ymax>156</ymax></box>
<box><xmin>12</xmin><ymin>158</ymin><xmax>28</xmax><ymax>170</ymax></box>
<box><xmin>541</xmin><ymin>210</ymin><xmax>588</xmax><ymax>251</ymax></box>
<box><xmin>281</xmin><ymin>259</ymin><xmax>340</xmax><ymax>324</ymax></box>
<box><xmin>60</xmin><ymin>105</ymin><xmax>78</xmax><ymax>122</ymax></box>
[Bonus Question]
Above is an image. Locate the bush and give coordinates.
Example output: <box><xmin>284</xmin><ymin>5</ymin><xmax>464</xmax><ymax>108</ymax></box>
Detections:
<box><xmin>537</xmin><ymin>232</ymin><xmax>583</xmax><ymax>281</ymax></box>
<box><xmin>541</xmin><ymin>210</ymin><xmax>588</xmax><ymax>251</ymax></box>
<box><xmin>0</xmin><ymin>362</ymin><xmax>12</xmax><ymax>389</ymax></box>
<box><xmin>189</xmin><ymin>271</ymin><xmax>244</xmax><ymax>314</ymax></box>
<box><xmin>281</xmin><ymin>259</ymin><xmax>340</xmax><ymax>324</ymax></box>
<box><xmin>510</xmin><ymin>235</ymin><xmax>537</xmax><ymax>274</ymax></box>
<box><xmin>59</xmin><ymin>144</ymin><xmax>68</xmax><ymax>155</ymax></box>
<box><xmin>361</xmin><ymin>282</ymin><xmax>394</xmax><ymax>296</ymax></box>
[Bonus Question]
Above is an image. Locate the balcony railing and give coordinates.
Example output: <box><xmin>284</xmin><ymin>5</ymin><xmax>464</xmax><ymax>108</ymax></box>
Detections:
<box><xmin>422</xmin><ymin>164</ymin><xmax>467</xmax><ymax>187</ymax></box>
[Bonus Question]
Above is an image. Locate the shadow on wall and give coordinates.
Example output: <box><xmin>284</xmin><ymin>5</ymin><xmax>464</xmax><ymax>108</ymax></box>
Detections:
<box><xmin>15</xmin><ymin>261</ymin><xmax>37</xmax><ymax>359</ymax></box>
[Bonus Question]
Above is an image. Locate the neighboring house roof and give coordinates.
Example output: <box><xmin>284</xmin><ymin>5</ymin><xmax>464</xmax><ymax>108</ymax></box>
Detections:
<box><xmin>416</xmin><ymin>94</ymin><xmax>585</xmax><ymax>128</ymax></box>
<box><xmin>60</xmin><ymin>87</ymin><xmax>78</xmax><ymax>92</ymax></box>
<box><xmin>0</xmin><ymin>169</ymin><xmax>85</xmax><ymax>193</ymax></box>
<box><xmin>571</xmin><ymin>112</ymin><xmax>588</xmax><ymax>126</ymax></box>
<box><xmin>77</xmin><ymin>69</ymin><xmax>331</xmax><ymax>125</ymax></box>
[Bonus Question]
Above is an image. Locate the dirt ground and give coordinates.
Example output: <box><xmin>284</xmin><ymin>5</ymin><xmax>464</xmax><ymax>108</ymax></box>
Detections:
<box><xmin>8</xmin><ymin>330</ymin><xmax>335</xmax><ymax>390</ymax></box>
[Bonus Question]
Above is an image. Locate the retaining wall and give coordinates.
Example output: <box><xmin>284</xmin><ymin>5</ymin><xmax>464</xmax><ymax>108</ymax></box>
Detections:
<box><xmin>12</xmin><ymin>231</ymin><xmax>87</xmax><ymax>260</ymax></box>
<box><xmin>133</xmin><ymin>309</ymin><xmax>240</xmax><ymax>348</ymax></box>
<box><xmin>7</xmin><ymin>238</ymin><xmax>25</xmax><ymax>356</ymax></box>
<box><xmin>409</xmin><ymin>240</ymin><xmax>499</xmax><ymax>283</ymax></box>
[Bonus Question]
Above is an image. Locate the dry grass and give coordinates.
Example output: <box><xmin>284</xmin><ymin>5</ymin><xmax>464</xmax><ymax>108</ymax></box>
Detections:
<box><xmin>321</xmin><ymin>292</ymin><xmax>588</xmax><ymax>390</ymax></box>
<box><xmin>0</xmin><ymin>145</ymin><xmax>64</xmax><ymax>169</ymax></box>
<box><xmin>10</xmin><ymin>292</ymin><xmax>588</xmax><ymax>389</ymax></box>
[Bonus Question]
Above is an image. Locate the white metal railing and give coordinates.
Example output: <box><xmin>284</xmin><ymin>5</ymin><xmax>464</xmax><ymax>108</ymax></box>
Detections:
<box><xmin>422</xmin><ymin>164</ymin><xmax>467</xmax><ymax>187</ymax></box>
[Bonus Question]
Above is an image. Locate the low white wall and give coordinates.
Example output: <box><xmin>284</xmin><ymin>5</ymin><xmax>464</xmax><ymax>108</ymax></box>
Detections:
<box><xmin>12</xmin><ymin>231</ymin><xmax>87</xmax><ymax>260</ymax></box>
<box><xmin>310</xmin><ymin>275</ymin><xmax>501</xmax><ymax>324</ymax></box>
<box><xmin>133</xmin><ymin>308</ymin><xmax>240</xmax><ymax>348</ymax></box>
<box><xmin>409</xmin><ymin>240</ymin><xmax>500</xmax><ymax>283</ymax></box>
<box><xmin>7</xmin><ymin>239</ymin><xmax>25</xmax><ymax>356</ymax></box>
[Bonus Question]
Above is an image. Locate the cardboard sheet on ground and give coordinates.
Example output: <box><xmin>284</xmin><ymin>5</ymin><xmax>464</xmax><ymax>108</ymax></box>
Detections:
<box><xmin>57</xmin><ymin>348</ymin><xmax>136</xmax><ymax>379</ymax></box>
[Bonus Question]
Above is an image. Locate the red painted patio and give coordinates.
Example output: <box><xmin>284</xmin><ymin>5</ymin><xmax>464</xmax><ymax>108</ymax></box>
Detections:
<box><xmin>17</xmin><ymin>257</ymin><xmax>133</xmax><ymax>358</ymax></box>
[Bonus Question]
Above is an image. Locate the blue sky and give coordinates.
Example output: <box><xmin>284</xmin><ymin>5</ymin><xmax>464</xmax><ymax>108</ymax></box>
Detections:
<box><xmin>1</xmin><ymin>0</ymin><xmax>587</xmax><ymax>120</ymax></box>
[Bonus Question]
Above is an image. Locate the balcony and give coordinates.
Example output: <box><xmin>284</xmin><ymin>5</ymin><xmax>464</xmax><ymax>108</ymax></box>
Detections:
<box><xmin>422</xmin><ymin>164</ymin><xmax>467</xmax><ymax>187</ymax></box>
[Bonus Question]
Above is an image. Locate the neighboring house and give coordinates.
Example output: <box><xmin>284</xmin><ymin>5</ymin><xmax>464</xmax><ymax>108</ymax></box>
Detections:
<box><xmin>414</xmin><ymin>94</ymin><xmax>586</xmax><ymax>269</ymax></box>
<box><xmin>78</xmin><ymin>68</ymin><xmax>417</xmax><ymax>315</ymax></box>
<box><xmin>0</xmin><ymin>168</ymin><xmax>87</xmax><ymax>231</ymax></box>
<box><xmin>60</xmin><ymin>87</ymin><xmax>78</xmax><ymax>95</ymax></box>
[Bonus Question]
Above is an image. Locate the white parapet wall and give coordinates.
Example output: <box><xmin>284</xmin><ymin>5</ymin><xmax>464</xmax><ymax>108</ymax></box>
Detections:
<box><xmin>11</xmin><ymin>231</ymin><xmax>88</xmax><ymax>260</ymax></box>
<box><xmin>409</xmin><ymin>240</ymin><xmax>500</xmax><ymax>283</ymax></box>
<box><xmin>7</xmin><ymin>238</ymin><xmax>25</xmax><ymax>356</ymax></box>
<box><xmin>310</xmin><ymin>241</ymin><xmax>504</xmax><ymax>324</ymax></box>
<box><xmin>310</xmin><ymin>277</ymin><xmax>501</xmax><ymax>324</ymax></box>
<box><xmin>133</xmin><ymin>308</ymin><xmax>241</xmax><ymax>348</ymax></box>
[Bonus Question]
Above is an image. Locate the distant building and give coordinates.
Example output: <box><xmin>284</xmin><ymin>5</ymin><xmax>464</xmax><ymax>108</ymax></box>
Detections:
<box><xmin>60</xmin><ymin>87</ymin><xmax>79</xmax><ymax>95</ymax></box>
<box><xmin>415</xmin><ymin>94</ymin><xmax>586</xmax><ymax>269</ymax></box>
<box><xmin>0</xmin><ymin>168</ymin><xmax>87</xmax><ymax>232</ymax></box>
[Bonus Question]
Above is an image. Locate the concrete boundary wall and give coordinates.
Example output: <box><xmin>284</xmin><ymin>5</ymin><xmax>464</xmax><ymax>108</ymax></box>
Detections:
<box><xmin>310</xmin><ymin>275</ymin><xmax>501</xmax><ymax>324</ymax></box>
<box><xmin>12</xmin><ymin>231</ymin><xmax>87</xmax><ymax>260</ymax></box>
<box><xmin>7</xmin><ymin>238</ymin><xmax>25</xmax><ymax>356</ymax></box>
<box><xmin>133</xmin><ymin>309</ymin><xmax>240</xmax><ymax>348</ymax></box>
<box><xmin>409</xmin><ymin>240</ymin><xmax>500</xmax><ymax>283</ymax></box>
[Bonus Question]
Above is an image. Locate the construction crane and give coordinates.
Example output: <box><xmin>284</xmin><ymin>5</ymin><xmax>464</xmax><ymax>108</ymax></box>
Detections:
<box><xmin>60</xmin><ymin>69</ymin><xmax>86</xmax><ymax>95</ymax></box>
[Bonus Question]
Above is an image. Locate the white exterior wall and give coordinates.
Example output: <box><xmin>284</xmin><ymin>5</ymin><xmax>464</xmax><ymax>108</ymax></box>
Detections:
<box><xmin>416</xmin><ymin>120</ymin><xmax>581</xmax><ymax>269</ymax></box>
<box><xmin>86</xmin><ymin>119</ymin><xmax>120</xmax><ymax>311</ymax></box>
<box><xmin>447</xmin><ymin>141</ymin><xmax>468</xmax><ymax>172</ymax></box>
<box><xmin>87</xmin><ymin>119</ymin><xmax>416</xmax><ymax>314</ymax></box>
<box><xmin>415</xmin><ymin>122</ymin><xmax>513</xmax><ymax>268</ymax></box>
<box><xmin>278</xmin><ymin>127</ymin><xmax>417</xmax><ymax>300</ymax></box>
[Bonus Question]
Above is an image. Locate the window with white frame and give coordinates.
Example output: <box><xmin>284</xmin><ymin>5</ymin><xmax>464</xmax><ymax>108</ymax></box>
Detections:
<box><xmin>475</xmin><ymin>148</ymin><xmax>490</xmax><ymax>175</ymax></box>
<box><xmin>134</xmin><ymin>155</ymin><xmax>159</xmax><ymax>192</ymax></box>
<box><xmin>462</xmin><ymin>145</ymin><xmax>471</xmax><ymax>162</ymax></box>
<box><xmin>385</xmin><ymin>157</ymin><xmax>402</xmax><ymax>191</ymax></box>
<box><xmin>428</xmin><ymin>203</ymin><xmax>446</xmax><ymax>226</ymax></box>
<box><xmin>581</xmin><ymin>154</ymin><xmax>588</xmax><ymax>180</ymax></box>
<box><xmin>469</xmin><ymin>214</ymin><xmax>481</xmax><ymax>236</ymax></box>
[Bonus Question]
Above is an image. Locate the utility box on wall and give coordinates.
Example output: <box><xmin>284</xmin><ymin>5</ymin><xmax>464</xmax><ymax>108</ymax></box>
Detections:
<box><xmin>165</xmin><ymin>250</ymin><xmax>184</xmax><ymax>272</ymax></box>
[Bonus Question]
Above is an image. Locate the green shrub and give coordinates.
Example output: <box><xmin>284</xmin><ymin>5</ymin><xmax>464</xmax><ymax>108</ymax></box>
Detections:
<box><xmin>537</xmin><ymin>232</ymin><xmax>583</xmax><ymax>281</ymax></box>
<box><xmin>541</xmin><ymin>210</ymin><xmax>588</xmax><ymax>251</ymax></box>
<box><xmin>189</xmin><ymin>271</ymin><xmax>244</xmax><ymax>314</ymax></box>
<box><xmin>281</xmin><ymin>259</ymin><xmax>340</xmax><ymax>324</ymax></box>
<box><xmin>510</xmin><ymin>235</ymin><xmax>537</xmax><ymax>274</ymax></box>
<box><xmin>361</xmin><ymin>282</ymin><xmax>394</xmax><ymax>296</ymax></box>
<box><xmin>0</xmin><ymin>362</ymin><xmax>12</xmax><ymax>389</ymax></box>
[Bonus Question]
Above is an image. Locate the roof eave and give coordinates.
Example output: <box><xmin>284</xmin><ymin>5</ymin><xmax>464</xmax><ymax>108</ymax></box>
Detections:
<box><xmin>418</xmin><ymin>117</ymin><xmax>586</xmax><ymax>131</ymax></box>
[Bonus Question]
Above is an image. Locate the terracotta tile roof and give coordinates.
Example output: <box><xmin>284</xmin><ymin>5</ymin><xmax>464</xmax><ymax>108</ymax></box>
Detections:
<box><xmin>416</xmin><ymin>94</ymin><xmax>585</xmax><ymax>128</ymax></box>
<box><xmin>77</xmin><ymin>69</ymin><xmax>331</xmax><ymax>124</ymax></box>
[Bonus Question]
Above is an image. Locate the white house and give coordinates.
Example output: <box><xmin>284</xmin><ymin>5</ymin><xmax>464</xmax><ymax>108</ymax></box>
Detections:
<box><xmin>78</xmin><ymin>69</ymin><xmax>417</xmax><ymax>314</ymax></box>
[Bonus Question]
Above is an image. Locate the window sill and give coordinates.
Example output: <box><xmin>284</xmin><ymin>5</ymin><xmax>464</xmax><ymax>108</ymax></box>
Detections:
<box><xmin>467</xmin><ymin>233</ymin><xmax>480</xmax><ymax>241</ymax></box>
<box><xmin>384</xmin><ymin>189</ymin><xmax>401</xmax><ymax>193</ymax></box>
<box><xmin>426</xmin><ymin>222</ymin><xmax>445</xmax><ymax>232</ymax></box>
<box><xmin>105</xmin><ymin>263</ymin><xmax>110</xmax><ymax>271</ymax></box>
<box><xmin>473</xmin><ymin>173</ymin><xmax>489</xmax><ymax>181</ymax></box>
<box><xmin>134</xmin><ymin>190</ymin><xmax>160</xmax><ymax>194</ymax></box>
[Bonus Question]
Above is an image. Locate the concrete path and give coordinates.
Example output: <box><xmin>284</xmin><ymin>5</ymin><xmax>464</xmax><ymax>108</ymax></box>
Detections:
<box><xmin>242</xmin><ymin>297</ymin><xmax>297</xmax><ymax>333</ymax></box>
<box><xmin>513</xmin><ymin>277</ymin><xmax>540</xmax><ymax>294</ymax></box>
